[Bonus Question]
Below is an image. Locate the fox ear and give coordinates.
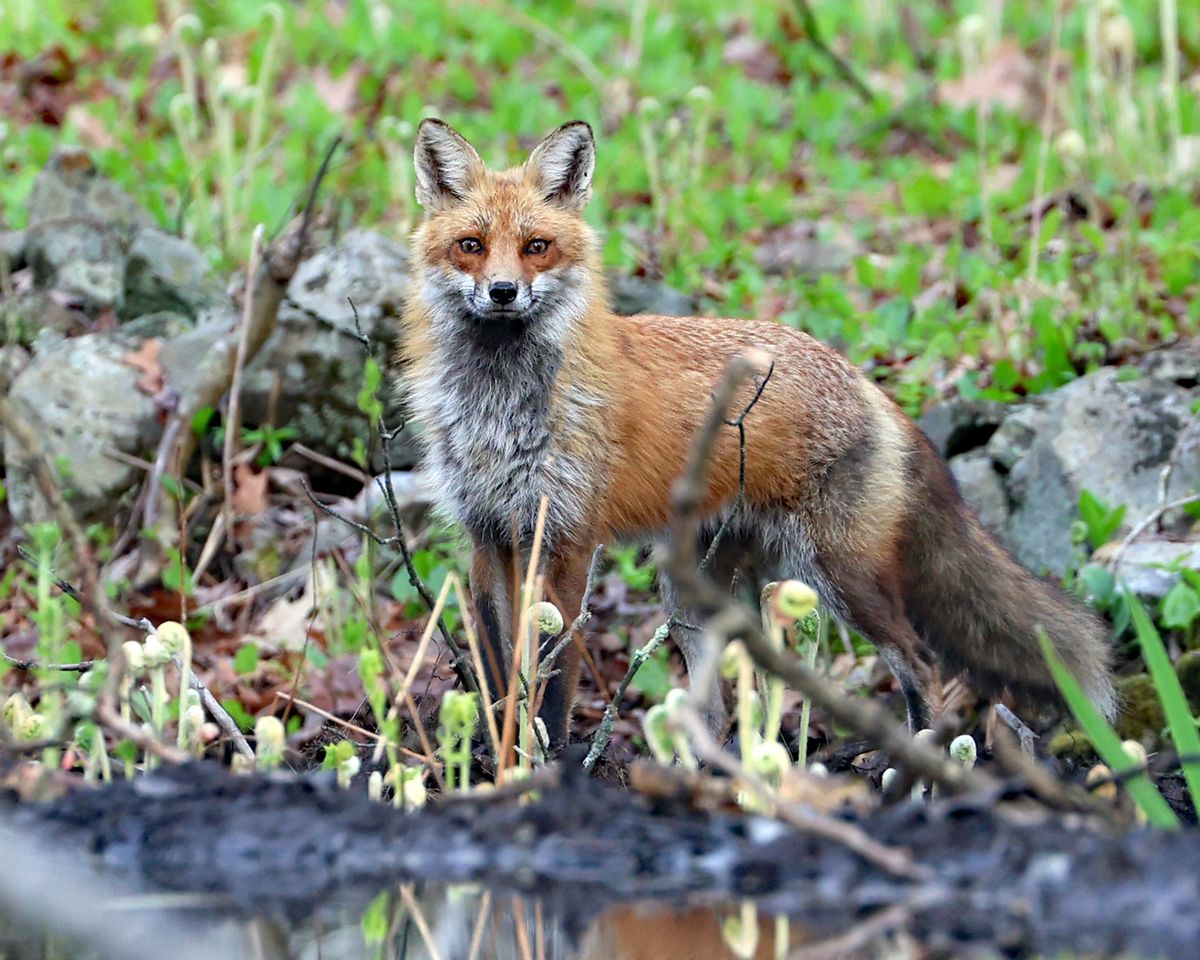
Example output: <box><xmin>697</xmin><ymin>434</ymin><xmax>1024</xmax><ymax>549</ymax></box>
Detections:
<box><xmin>526</xmin><ymin>121</ymin><xmax>595</xmax><ymax>210</ymax></box>
<box><xmin>413</xmin><ymin>119</ymin><xmax>483</xmax><ymax>210</ymax></box>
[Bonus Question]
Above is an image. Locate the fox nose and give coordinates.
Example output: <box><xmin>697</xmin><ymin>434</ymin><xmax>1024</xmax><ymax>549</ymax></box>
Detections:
<box><xmin>489</xmin><ymin>281</ymin><xmax>518</xmax><ymax>305</ymax></box>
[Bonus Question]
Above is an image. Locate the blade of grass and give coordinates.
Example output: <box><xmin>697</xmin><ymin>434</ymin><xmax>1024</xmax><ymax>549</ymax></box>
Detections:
<box><xmin>1038</xmin><ymin>629</ymin><xmax>1179</xmax><ymax>829</ymax></box>
<box><xmin>1128</xmin><ymin>592</ymin><xmax>1200</xmax><ymax>816</ymax></box>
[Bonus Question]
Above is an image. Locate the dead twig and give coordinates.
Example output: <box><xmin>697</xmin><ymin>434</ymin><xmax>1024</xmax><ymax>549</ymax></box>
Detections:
<box><xmin>673</xmin><ymin>705</ymin><xmax>930</xmax><ymax>882</ymax></box>
<box><xmin>993</xmin><ymin>703</ymin><xmax>1038</xmax><ymax>758</ymax></box>
<box><xmin>1108</xmin><ymin>492</ymin><xmax>1200</xmax><ymax>574</ymax></box>
<box><xmin>1</xmin><ymin>653</ymin><xmax>95</xmax><ymax>673</ymax></box>
<box><xmin>221</xmin><ymin>224</ymin><xmax>266</xmax><ymax>544</ymax></box>
<box><xmin>990</xmin><ymin>720</ymin><xmax>1107</xmax><ymax>818</ymax></box>
<box><xmin>273</xmin><ymin>691</ymin><xmax>430</xmax><ymax>764</ymax></box>
<box><xmin>582</xmin><ymin>622</ymin><xmax>670</xmax><ymax>771</ymax></box>
<box><xmin>700</xmin><ymin>362</ymin><xmax>773</xmax><ymax>571</ymax></box>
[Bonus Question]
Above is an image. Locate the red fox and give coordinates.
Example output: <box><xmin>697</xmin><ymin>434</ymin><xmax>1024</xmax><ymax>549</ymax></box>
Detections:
<box><xmin>398</xmin><ymin>118</ymin><xmax>1116</xmax><ymax>750</ymax></box>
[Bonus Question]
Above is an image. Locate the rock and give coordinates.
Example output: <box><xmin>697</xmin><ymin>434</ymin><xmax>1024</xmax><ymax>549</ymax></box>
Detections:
<box><xmin>0</xmin><ymin>344</ymin><xmax>30</xmax><ymax>389</ymax></box>
<box><xmin>26</xmin><ymin>222</ymin><xmax>125</xmax><ymax>311</ymax></box>
<box><xmin>1137</xmin><ymin>340</ymin><xmax>1200</xmax><ymax>387</ymax></box>
<box><xmin>948</xmin><ymin>449</ymin><xmax>1009</xmax><ymax>536</ymax></box>
<box><xmin>1110</xmin><ymin>538</ymin><xmax>1200</xmax><ymax>600</ymax></box>
<box><xmin>285</xmin><ymin>228</ymin><xmax>409</xmax><ymax>332</ymax></box>
<box><xmin>122</xmin><ymin>229</ymin><xmax>227</xmax><ymax>320</ymax></box>
<box><xmin>120</xmin><ymin>310</ymin><xmax>195</xmax><ymax>341</ymax></box>
<box><xmin>159</xmin><ymin>230</ymin><xmax>417</xmax><ymax>470</ymax></box>
<box><xmin>25</xmin><ymin>146</ymin><xmax>153</xmax><ymax>240</ymax></box>
<box><xmin>990</xmin><ymin>367</ymin><xmax>1197</xmax><ymax>575</ymax></box>
<box><xmin>753</xmin><ymin>219</ymin><xmax>860</xmax><ymax>277</ymax></box>
<box><xmin>5</xmin><ymin>289</ymin><xmax>89</xmax><ymax>344</ymax></box>
<box><xmin>0</xmin><ymin>344</ymin><xmax>30</xmax><ymax>480</ymax></box>
<box><xmin>608</xmin><ymin>275</ymin><xmax>694</xmax><ymax>317</ymax></box>
<box><xmin>1</xmin><ymin>230</ymin><xmax>24</xmax><ymax>269</ymax></box>
<box><xmin>919</xmin><ymin>397</ymin><xmax>1009</xmax><ymax>458</ymax></box>
<box><xmin>23</xmin><ymin>147</ymin><xmax>154</xmax><ymax>313</ymax></box>
<box><xmin>3</xmin><ymin>333</ymin><xmax>159</xmax><ymax>524</ymax></box>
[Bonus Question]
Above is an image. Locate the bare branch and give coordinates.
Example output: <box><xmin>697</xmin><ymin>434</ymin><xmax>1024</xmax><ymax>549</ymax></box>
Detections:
<box><xmin>700</xmin><ymin>361</ymin><xmax>773</xmax><ymax>571</ymax></box>
<box><xmin>583</xmin><ymin>622</ymin><xmax>670</xmax><ymax>771</ymax></box>
<box><xmin>140</xmin><ymin>136</ymin><xmax>343</xmax><ymax>580</ymax></box>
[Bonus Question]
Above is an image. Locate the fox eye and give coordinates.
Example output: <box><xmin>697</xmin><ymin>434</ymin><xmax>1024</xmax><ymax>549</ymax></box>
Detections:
<box><xmin>458</xmin><ymin>237</ymin><xmax>484</xmax><ymax>254</ymax></box>
<box><xmin>524</xmin><ymin>238</ymin><xmax>550</xmax><ymax>256</ymax></box>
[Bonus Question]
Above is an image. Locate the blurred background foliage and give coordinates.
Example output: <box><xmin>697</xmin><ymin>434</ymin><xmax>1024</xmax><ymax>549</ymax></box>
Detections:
<box><xmin>2</xmin><ymin>0</ymin><xmax>1199</xmax><ymax>413</ymax></box>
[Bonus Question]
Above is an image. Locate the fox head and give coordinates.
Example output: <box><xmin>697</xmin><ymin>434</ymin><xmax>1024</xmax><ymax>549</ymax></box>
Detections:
<box><xmin>411</xmin><ymin>118</ymin><xmax>599</xmax><ymax>342</ymax></box>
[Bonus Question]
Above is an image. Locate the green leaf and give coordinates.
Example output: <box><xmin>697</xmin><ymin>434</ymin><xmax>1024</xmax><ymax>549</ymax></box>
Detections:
<box><xmin>360</xmin><ymin>891</ymin><xmax>391</xmax><ymax>945</ymax></box>
<box><xmin>631</xmin><ymin>649</ymin><xmax>671</xmax><ymax>702</ymax></box>
<box><xmin>1079</xmin><ymin>564</ymin><xmax>1116</xmax><ymax>604</ymax></box>
<box><xmin>191</xmin><ymin>407</ymin><xmax>216</xmax><ymax>438</ymax></box>
<box><xmin>1078</xmin><ymin>490</ymin><xmax>1126</xmax><ymax>549</ymax></box>
<box><xmin>1162</xmin><ymin>582</ymin><xmax>1200</xmax><ymax>630</ymax></box>
<box><xmin>1128</xmin><ymin>594</ymin><xmax>1200</xmax><ymax>817</ymax></box>
<box><xmin>1038</xmin><ymin>629</ymin><xmax>1179</xmax><ymax>829</ymax></box>
<box><xmin>233</xmin><ymin>643</ymin><xmax>260</xmax><ymax>676</ymax></box>
<box><xmin>220</xmin><ymin>698</ymin><xmax>255</xmax><ymax>733</ymax></box>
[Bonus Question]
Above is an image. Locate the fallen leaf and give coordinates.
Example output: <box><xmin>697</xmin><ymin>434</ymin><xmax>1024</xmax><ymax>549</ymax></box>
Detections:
<box><xmin>121</xmin><ymin>338</ymin><xmax>165</xmax><ymax>396</ymax></box>
<box><xmin>312</xmin><ymin>65</ymin><xmax>362</xmax><ymax>114</ymax></box>
<box><xmin>938</xmin><ymin>41</ymin><xmax>1037</xmax><ymax>116</ymax></box>
<box><xmin>231</xmin><ymin>461</ymin><xmax>270</xmax><ymax>517</ymax></box>
<box><xmin>64</xmin><ymin>103</ymin><xmax>117</xmax><ymax>149</ymax></box>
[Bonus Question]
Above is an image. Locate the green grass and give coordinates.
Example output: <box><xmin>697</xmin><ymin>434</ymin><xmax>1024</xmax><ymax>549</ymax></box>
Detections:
<box><xmin>3</xmin><ymin>0</ymin><xmax>1199</xmax><ymax>412</ymax></box>
<box><xmin>1039</xmin><ymin>627</ymin><xmax>1181</xmax><ymax>829</ymax></box>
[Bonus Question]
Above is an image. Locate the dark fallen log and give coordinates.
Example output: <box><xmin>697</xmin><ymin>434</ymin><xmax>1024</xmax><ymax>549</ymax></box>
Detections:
<box><xmin>2</xmin><ymin>759</ymin><xmax>1198</xmax><ymax>958</ymax></box>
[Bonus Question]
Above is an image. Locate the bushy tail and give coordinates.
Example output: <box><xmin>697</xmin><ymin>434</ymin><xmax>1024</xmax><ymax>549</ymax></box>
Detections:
<box><xmin>903</xmin><ymin>440</ymin><xmax>1117</xmax><ymax>721</ymax></box>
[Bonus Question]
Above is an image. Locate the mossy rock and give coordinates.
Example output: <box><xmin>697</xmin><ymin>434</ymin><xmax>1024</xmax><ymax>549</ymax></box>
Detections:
<box><xmin>1047</xmin><ymin>729</ymin><xmax>1097</xmax><ymax>765</ymax></box>
<box><xmin>1175</xmin><ymin>649</ymin><xmax>1200</xmax><ymax>714</ymax></box>
<box><xmin>1113</xmin><ymin>673</ymin><xmax>1165</xmax><ymax>749</ymax></box>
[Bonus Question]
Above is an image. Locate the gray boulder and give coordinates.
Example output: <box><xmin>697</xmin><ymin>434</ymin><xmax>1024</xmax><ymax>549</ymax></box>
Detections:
<box><xmin>122</xmin><ymin>228</ymin><xmax>228</xmax><ymax>320</ymax></box>
<box><xmin>1</xmin><ymin>230</ymin><xmax>23</xmax><ymax>270</ymax></box>
<box><xmin>608</xmin><ymin>275</ymin><xmax>694</xmax><ymax>317</ymax></box>
<box><xmin>23</xmin><ymin>147</ymin><xmax>154</xmax><ymax>313</ymax></box>
<box><xmin>3</xmin><ymin>333</ymin><xmax>160</xmax><ymax>525</ymax></box>
<box><xmin>995</xmin><ymin>367</ymin><xmax>1195</xmax><ymax>575</ymax></box>
<box><xmin>159</xmin><ymin>229</ymin><xmax>416</xmax><ymax>469</ymax></box>
<box><xmin>1111</xmin><ymin>538</ymin><xmax>1200</xmax><ymax>599</ymax></box>
<box><xmin>948</xmin><ymin>448</ymin><xmax>1009</xmax><ymax>537</ymax></box>
<box><xmin>919</xmin><ymin>397</ymin><xmax>1009</xmax><ymax>458</ymax></box>
<box><xmin>927</xmin><ymin>359</ymin><xmax>1200</xmax><ymax>594</ymax></box>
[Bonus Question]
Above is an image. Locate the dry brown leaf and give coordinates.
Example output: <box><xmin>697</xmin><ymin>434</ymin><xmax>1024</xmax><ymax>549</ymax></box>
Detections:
<box><xmin>121</xmin><ymin>338</ymin><xmax>165</xmax><ymax>396</ymax></box>
<box><xmin>312</xmin><ymin>65</ymin><xmax>362</xmax><ymax>114</ymax></box>
<box><xmin>231</xmin><ymin>462</ymin><xmax>269</xmax><ymax>516</ymax></box>
<box><xmin>245</xmin><ymin>570</ymin><xmax>319</xmax><ymax>653</ymax></box>
<box><xmin>939</xmin><ymin>41</ymin><xmax>1037</xmax><ymax>116</ymax></box>
<box><xmin>64</xmin><ymin>103</ymin><xmax>118</xmax><ymax>149</ymax></box>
